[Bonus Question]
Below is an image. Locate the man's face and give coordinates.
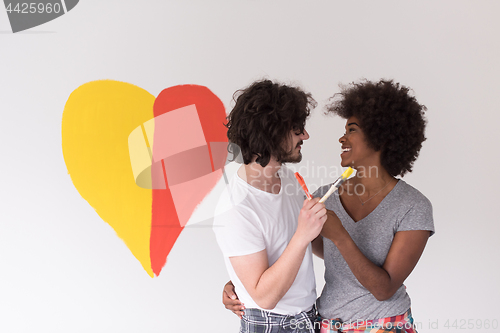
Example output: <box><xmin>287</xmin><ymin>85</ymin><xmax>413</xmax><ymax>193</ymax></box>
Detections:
<box><xmin>281</xmin><ymin>128</ymin><xmax>310</xmax><ymax>163</ymax></box>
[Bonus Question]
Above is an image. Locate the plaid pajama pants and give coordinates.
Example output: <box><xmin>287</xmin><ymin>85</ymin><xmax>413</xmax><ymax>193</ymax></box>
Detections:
<box><xmin>239</xmin><ymin>306</ymin><xmax>317</xmax><ymax>333</ymax></box>
<box><xmin>317</xmin><ymin>308</ymin><xmax>418</xmax><ymax>333</ymax></box>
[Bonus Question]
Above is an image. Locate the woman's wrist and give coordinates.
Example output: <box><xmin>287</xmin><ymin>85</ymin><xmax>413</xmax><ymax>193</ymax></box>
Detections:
<box><xmin>330</xmin><ymin>227</ymin><xmax>350</xmax><ymax>246</ymax></box>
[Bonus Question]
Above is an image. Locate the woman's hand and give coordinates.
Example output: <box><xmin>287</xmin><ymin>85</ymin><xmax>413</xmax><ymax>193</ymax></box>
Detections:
<box><xmin>222</xmin><ymin>280</ymin><xmax>245</xmax><ymax>319</ymax></box>
<box><xmin>320</xmin><ymin>209</ymin><xmax>348</xmax><ymax>242</ymax></box>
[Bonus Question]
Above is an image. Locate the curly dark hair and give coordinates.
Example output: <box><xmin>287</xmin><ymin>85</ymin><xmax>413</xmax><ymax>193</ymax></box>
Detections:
<box><xmin>225</xmin><ymin>80</ymin><xmax>316</xmax><ymax>167</ymax></box>
<box><xmin>326</xmin><ymin>79</ymin><xmax>427</xmax><ymax>177</ymax></box>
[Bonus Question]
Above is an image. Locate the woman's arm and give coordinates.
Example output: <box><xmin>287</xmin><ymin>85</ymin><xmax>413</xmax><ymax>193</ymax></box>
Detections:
<box><xmin>311</xmin><ymin>235</ymin><xmax>324</xmax><ymax>259</ymax></box>
<box><xmin>321</xmin><ymin>210</ymin><xmax>430</xmax><ymax>301</ymax></box>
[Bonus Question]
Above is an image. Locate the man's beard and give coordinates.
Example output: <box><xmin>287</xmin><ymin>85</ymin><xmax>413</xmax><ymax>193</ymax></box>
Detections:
<box><xmin>281</xmin><ymin>141</ymin><xmax>303</xmax><ymax>163</ymax></box>
<box><xmin>281</xmin><ymin>152</ymin><xmax>302</xmax><ymax>163</ymax></box>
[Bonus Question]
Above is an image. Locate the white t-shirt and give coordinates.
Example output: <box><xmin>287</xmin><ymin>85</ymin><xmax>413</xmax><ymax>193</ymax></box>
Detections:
<box><xmin>213</xmin><ymin>166</ymin><xmax>316</xmax><ymax>315</ymax></box>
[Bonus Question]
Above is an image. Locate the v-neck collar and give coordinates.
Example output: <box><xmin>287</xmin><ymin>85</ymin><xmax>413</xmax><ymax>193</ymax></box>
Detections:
<box><xmin>335</xmin><ymin>179</ymin><xmax>402</xmax><ymax>224</ymax></box>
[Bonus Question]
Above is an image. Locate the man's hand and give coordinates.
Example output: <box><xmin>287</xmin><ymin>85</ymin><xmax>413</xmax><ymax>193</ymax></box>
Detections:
<box><xmin>222</xmin><ymin>281</ymin><xmax>245</xmax><ymax>319</ymax></box>
<box><xmin>296</xmin><ymin>198</ymin><xmax>327</xmax><ymax>245</ymax></box>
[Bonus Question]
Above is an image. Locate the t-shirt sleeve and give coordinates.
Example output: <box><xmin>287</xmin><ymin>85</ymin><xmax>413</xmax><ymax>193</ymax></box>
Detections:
<box><xmin>396</xmin><ymin>195</ymin><xmax>435</xmax><ymax>236</ymax></box>
<box><xmin>213</xmin><ymin>206</ymin><xmax>266</xmax><ymax>257</ymax></box>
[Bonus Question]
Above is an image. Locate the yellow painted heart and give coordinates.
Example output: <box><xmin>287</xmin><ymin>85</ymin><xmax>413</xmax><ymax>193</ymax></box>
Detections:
<box><xmin>62</xmin><ymin>80</ymin><xmax>228</xmax><ymax>277</ymax></box>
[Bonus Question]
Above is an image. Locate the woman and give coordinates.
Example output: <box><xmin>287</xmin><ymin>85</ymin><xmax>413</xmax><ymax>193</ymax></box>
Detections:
<box><xmin>223</xmin><ymin>79</ymin><xmax>434</xmax><ymax>333</ymax></box>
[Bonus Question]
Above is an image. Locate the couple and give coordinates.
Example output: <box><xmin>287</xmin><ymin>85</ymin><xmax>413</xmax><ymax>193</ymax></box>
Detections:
<box><xmin>212</xmin><ymin>79</ymin><xmax>434</xmax><ymax>333</ymax></box>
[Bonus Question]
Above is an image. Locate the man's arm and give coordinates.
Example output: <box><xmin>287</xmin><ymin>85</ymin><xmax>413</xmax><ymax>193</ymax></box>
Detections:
<box><xmin>221</xmin><ymin>235</ymin><xmax>324</xmax><ymax>317</ymax></box>
<box><xmin>230</xmin><ymin>198</ymin><xmax>326</xmax><ymax>310</ymax></box>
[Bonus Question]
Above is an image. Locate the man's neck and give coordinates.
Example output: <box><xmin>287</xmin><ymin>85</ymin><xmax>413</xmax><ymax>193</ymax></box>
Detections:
<box><xmin>238</xmin><ymin>158</ymin><xmax>283</xmax><ymax>194</ymax></box>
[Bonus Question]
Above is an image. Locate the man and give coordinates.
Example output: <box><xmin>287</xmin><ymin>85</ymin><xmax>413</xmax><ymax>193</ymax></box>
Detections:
<box><xmin>213</xmin><ymin>80</ymin><xmax>327</xmax><ymax>333</ymax></box>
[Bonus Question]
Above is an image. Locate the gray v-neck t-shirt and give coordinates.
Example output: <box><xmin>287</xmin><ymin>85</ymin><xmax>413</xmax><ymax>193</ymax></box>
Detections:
<box><xmin>314</xmin><ymin>179</ymin><xmax>435</xmax><ymax>322</ymax></box>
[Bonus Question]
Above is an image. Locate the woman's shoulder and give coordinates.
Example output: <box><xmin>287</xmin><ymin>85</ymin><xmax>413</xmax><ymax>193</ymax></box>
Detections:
<box><xmin>394</xmin><ymin>179</ymin><xmax>432</xmax><ymax>209</ymax></box>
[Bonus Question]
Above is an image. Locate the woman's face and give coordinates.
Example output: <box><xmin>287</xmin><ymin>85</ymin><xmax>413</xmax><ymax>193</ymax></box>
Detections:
<box><xmin>339</xmin><ymin>116</ymin><xmax>380</xmax><ymax>169</ymax></box>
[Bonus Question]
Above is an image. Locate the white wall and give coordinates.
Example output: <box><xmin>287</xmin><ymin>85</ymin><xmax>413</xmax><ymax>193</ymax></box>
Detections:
<box><xmin>1</xmin><ymin>1</ymin><xmax>499</xmax><ymax>332</ymax></box>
